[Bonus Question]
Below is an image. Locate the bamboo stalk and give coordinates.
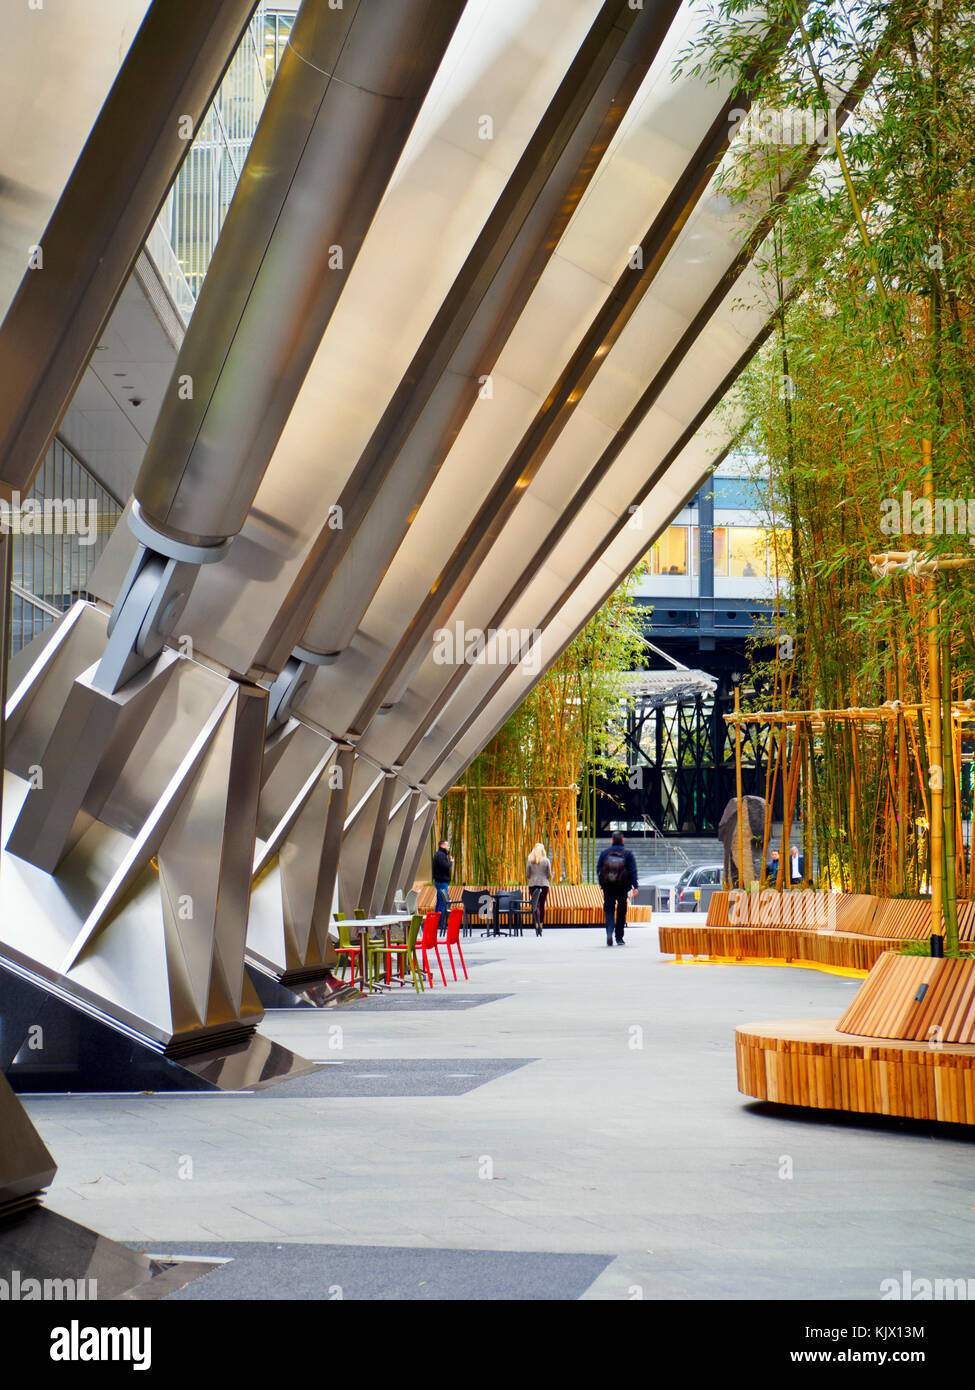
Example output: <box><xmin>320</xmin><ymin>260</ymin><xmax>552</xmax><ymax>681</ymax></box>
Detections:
<box><xmin>802</xmin><ymin>724</ymin><xmax>813</xmax><ymax>886</ymax></box>
<box><xmin>923</xmin><ymin>445</ymin><xmax>944</xmax><ymax>939</ymax></box>
<box><xmin>896</xmin><ymin>646</ymin><xmax>907</xmax><ymax>895</ymax></box>
<box><xmin>735</xmin><ymin>685</ymin><xmax>745</xmax><ymax>889</ymax></box>
<box><xmin>942</xmin><ymin>622</ymin><xmax>959</xmax><ymax>949</ymax></box>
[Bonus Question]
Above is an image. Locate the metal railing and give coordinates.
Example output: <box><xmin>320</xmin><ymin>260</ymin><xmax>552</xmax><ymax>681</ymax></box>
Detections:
<box><xmin>6</xmin><ymin>437</ymin><xmax>122</xmax><ymax>656</ymax></box>
<box><xmin>639</xmin><ymin>815</ymin><xmax>692</xmax><ymax>871</ymax></box>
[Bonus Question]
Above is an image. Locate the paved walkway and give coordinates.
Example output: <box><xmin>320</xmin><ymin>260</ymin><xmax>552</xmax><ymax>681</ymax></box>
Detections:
<box><xmin>22</xmin><ymin>926</ymin><xmax>975</xmax><ymax>1299</ymax></box>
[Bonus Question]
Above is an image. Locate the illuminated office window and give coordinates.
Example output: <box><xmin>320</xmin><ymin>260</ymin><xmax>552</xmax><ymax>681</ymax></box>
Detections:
<box><xmin>650</xmin><ymin>526</ymin><xmax>688</xmax><ymax>575</ymax></box>
<box><xmin>729</xmin><ymin>527</ymin><xmax>769</xmax><ymax>578</ymax></box>
<box><xmin>692</xmin><ymin>526</ymin><xmax>729</xmax><ymax>576</ymax></box>
<box><xmin>714</xmin><ymin>526</ymin><xmax>728</xmax><ymax>575</ymax></box>
<box><xmin>767</xmin><ymin>528</ymin><xmax>792</xmax><ymax>579</ymax></box>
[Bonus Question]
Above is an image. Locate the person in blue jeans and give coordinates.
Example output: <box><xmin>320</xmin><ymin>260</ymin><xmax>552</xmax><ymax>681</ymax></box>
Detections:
<box><xmin>596</xmin><ymin>832</ymin><xmax>639</xmax><ymax>946</ymax></box>
<box><xmin>432</xmin><ymin>838</ymin><xmax>454</xmax><ymax>935</ymax></box>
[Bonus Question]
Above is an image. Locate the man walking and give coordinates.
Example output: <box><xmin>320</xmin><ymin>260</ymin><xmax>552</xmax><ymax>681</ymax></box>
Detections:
<box><xmin>597</xmin><ymin>832</ymin><xmax>638</xmax><ymax>946</ymax></box>
<box><xmin>432</xmin><ymin>838</ymin><xmax>453</xmax><ymax>935</ymax></box>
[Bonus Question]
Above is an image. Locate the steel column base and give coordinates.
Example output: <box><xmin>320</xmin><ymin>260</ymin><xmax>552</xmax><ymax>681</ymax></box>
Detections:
<box><xmin>0</xmin><ymin>1072</ymin><xmax>55</xmax><ymax>1221</ymax></box>
<box><xmin>0</xmin><ymin>961</ymin><xmax>318</xmax><ymax>1093</ymax></box>
<box><xmin>0</xmin><ymin>1207</ymin><xmax>221</xmax><ymax>1299</ymax></box>
<box><xmin>245</xmin><ymin>961</ymin><xmax>358</xmax><ymax>1009</ymax></box>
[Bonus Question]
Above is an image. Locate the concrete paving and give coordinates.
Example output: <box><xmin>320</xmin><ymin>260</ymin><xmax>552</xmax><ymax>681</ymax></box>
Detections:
<box><xmin>22</xmin><ymin>925</ymin><xmax>975</xmax><ymax>1300</ymax></box>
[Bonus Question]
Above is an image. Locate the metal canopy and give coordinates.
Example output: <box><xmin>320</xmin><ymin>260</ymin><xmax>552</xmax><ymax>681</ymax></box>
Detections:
<box><xmin>0</xmin><ymin>0</ymin><xmax>853</xmax><ymax>1046</ymax></box>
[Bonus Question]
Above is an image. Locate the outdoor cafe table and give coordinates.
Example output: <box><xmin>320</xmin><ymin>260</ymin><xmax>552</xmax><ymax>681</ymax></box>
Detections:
<box><xmin>347</xmin><ymin>915</ymin><xmax>410</xmax><ymax>990</ymax></box>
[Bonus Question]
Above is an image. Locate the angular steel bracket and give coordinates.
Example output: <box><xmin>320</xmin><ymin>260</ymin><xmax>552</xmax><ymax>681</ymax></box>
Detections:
<box><xmin>1</xmin><ymin>603</ymin><xmax>270</xmax><ymax>1052</ymax></box>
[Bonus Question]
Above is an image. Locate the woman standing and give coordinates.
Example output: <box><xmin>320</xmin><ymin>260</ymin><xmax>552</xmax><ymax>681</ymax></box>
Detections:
<box><xmin>526</xmin><ymin>843</ymin><xmax>551</xmax><ymax>937</ymax></box>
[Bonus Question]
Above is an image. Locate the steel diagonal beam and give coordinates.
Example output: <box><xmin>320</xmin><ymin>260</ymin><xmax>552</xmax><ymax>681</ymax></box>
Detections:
<box><xmin>344</xmin><ymin>11</ymin><xmax>801</xmax><ymax>736</ymax></box>
<box><xmin>385</xmin><ymin>50</ymin><xmax>880</xmax><ymax>776</ymax></box>
<box><xmin>419</xmin><ymin>306</ymin><xmax>801</xmax><ymax>792</ymax></box>
<box><xmin>0</xmin><ymin>0</ymin><xmax>260</xmax><ymax>495</ymax></box>
<box><xmin>254</xmin><ymin>0</ymin><xmax>685</xmax><ymax>676</ymax></box>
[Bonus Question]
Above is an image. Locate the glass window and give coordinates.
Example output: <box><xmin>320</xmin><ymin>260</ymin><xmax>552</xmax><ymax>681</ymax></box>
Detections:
<box><xmin>729</xmin><ymin>527</ymin><xmax>768</xmax><ymax>578</ymax></box>
<box><xmin>691</xmin><ymin>526</ymin><xmax>729</xmax><ymax>576</ymax></box>
<box><xmin>264</xmin><ymin>14</ymin><xmax>294</xmax><ymax>85</ymax></box>
<box><xmin>264</xmin><ymin>18</ymin><xmax>278</xmax><ymax>85</ymax></box>
<box><xmin>713</xmin><ymin>526</ymin><xmax>728</xmax><ymax>576</ymax></box>
<box><xmin>650</xmin><ymin>526</ymin><xmax>688</xmax><ymax>576</ymax></box>
<box><xmin>713</xmin><ymin>477</ymin><xmax>766</xmax><ymax>511</ymax></box>
<box><xmin>767</xmin><ymin>528</ymin><xmax>792</xmax><ymax>578</ymax></box>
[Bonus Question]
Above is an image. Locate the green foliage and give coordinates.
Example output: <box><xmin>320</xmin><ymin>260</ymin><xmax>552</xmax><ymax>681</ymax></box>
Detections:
<box><xmin>445</xmin><ymin>564</ymin><xmax>648</xmax><ymax>885</ymax></box>
<box><xmin>680</xmin><ymin>0</ymin><xmax>975</xmax><ymax>896</ymax></box>
<box><xmin>899</xmin><ymin>938</ymin><xmax>968</xmax><ymax>959</ymax></box>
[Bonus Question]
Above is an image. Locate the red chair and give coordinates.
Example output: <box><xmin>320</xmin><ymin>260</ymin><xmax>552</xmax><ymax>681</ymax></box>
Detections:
<box><xmin>445</xmin><ymin>907</ymin><xmax>468</xmax><ymax>981</ymax></box>
<box><xmin>417</xmin><ymin>910</ymin><xmax>448</xmax><ymax>988</ymax></box>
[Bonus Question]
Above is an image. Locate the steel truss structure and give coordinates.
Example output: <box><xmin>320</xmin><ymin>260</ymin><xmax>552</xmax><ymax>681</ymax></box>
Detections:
<box><xmin>597</xmin><ymin>689</ymin><xmax>785</xmax><ymax>836</ymax></box>
<box><xmin>0</xmin><ymin>0</ymin><xmax>870</xmax><ymax>1118</ymax></box>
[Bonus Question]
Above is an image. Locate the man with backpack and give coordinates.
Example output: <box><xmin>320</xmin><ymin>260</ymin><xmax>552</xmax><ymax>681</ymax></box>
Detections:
<box><xmin>432</xmin><ymin>838</ymin><xmax>454</xmax><ymax>936</ymax></box>
<box><xmin>597</xmin><ymin>832</ymin><xmax>639</xmax><ymax>946</ymax></box>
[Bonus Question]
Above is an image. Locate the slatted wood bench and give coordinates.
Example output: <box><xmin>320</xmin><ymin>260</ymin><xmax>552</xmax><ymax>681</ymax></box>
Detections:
<box><xmin>658</xmin><ymin>890</ymin><xmax>975</xmax><ymax>972</ymax></box>
<box><xmin>736</xmin><ymin>1016</ymin><xmax>975</xmax><ymax>1124</ymax></box>
<box><xmin>413</xmin><ymin>882</ymin><xmax>653</xmax><ymax>926</ymax></box>
<box><xmin>737</xmin><ymin>939</ymin><xmax>975</xmax><ymax>1125</ymax></box>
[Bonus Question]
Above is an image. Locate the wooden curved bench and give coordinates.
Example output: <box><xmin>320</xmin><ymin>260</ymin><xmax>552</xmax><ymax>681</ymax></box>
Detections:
<box><xmin>413</xmin><ymin>882</ymin><xmax>653</xmax><ymax>926</ymax></box>
<box><xmin>736</xmin><ymin>1017</ymin><xmax>975</xmax><ymax>1124</ymax></box>
<box><xmin>658</xmin><ymin>890</ymin><xmax>975</xmax><ymax>972</ymax></box>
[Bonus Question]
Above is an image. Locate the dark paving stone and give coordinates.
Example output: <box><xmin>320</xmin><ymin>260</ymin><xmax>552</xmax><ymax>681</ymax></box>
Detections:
<box><xmin>337</xmin><ymin>991</ymin><xmax>512</xmax><ymax>1011</ymax></box>
<box><xmin>248</xmin><ymin>1056</ymin><xmax>535</xmax><ymax>1098</ymax></box>
<box><xmin>150</xmin><ymin>1240</ymin><xmax>613</xmax><ymax>1301</ymax></box>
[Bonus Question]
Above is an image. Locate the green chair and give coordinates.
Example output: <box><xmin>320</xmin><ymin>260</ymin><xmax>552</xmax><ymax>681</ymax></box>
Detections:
<box><xmin>353</xmin><ymin>907</ymin><xmax>377</xmax><ymax>985</ymax></box>
<box><xmin>367</xmin><ymin>914</ymin><xmax>424</xmax><ymax>993</ymax></box>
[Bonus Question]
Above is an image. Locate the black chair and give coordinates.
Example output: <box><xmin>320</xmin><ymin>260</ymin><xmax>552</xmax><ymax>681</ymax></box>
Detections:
<box><xmin>493</xmin><ymin>890</ymin><xmax>532</xmax><ymax>937</ymax></box>
<box><xmin>461</xmin><ymin>888</ymin><xmax>492</xmax><ymax>939</ymax></box>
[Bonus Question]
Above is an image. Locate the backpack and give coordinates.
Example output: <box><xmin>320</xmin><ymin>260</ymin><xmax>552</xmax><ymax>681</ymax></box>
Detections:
<box><xmin>600</xmin><ymin>848</ymin><xmax>627</xmax><ymax>888</ymax></box>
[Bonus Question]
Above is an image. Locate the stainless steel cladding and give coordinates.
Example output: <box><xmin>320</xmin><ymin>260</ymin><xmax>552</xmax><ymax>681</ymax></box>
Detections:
<box><xmin>132</xmin><ymin>0</ymin><xmax>466</xmax><ymax>549</ymax></box>
<box><xmin>0</xmin><ymin>0</ymin><xmax>257</xmax><ymax>495</ymax></box>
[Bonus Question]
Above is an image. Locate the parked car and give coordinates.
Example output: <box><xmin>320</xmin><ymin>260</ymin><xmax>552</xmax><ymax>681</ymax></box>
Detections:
<box><xmin>674</xmin><ymin>864</ymin><xmax>723</xmax><ymax>912</ymax></box>
<box><xmin>644</xmin><ymin>871</ymin><xmax>684</xmax><ymax>912</ymax></box>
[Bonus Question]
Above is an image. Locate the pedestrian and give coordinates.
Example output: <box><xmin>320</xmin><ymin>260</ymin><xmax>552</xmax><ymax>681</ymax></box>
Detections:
<box><xmin>766</xmin><ymin>848</ymin><xmax>780</xmax><ymax>883</ymax></box>
<box><xmin>432</xmin><ymin>838</ymin><xmax>453</xmax><ymax>935</ymax></box>
<box><xmin>789</xmin><ymin>845</ymin><xmax>804</xmax><ymax>883</ymax></box>
<box><xmin>526</xmin><ymin>842</ymin><xmax>551</xmax><ymax>937</ymax></box>
<box><xmin>596</xmin><ymin>832</ymin><xmax>639</xmax><ymax>946</ymax></box>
